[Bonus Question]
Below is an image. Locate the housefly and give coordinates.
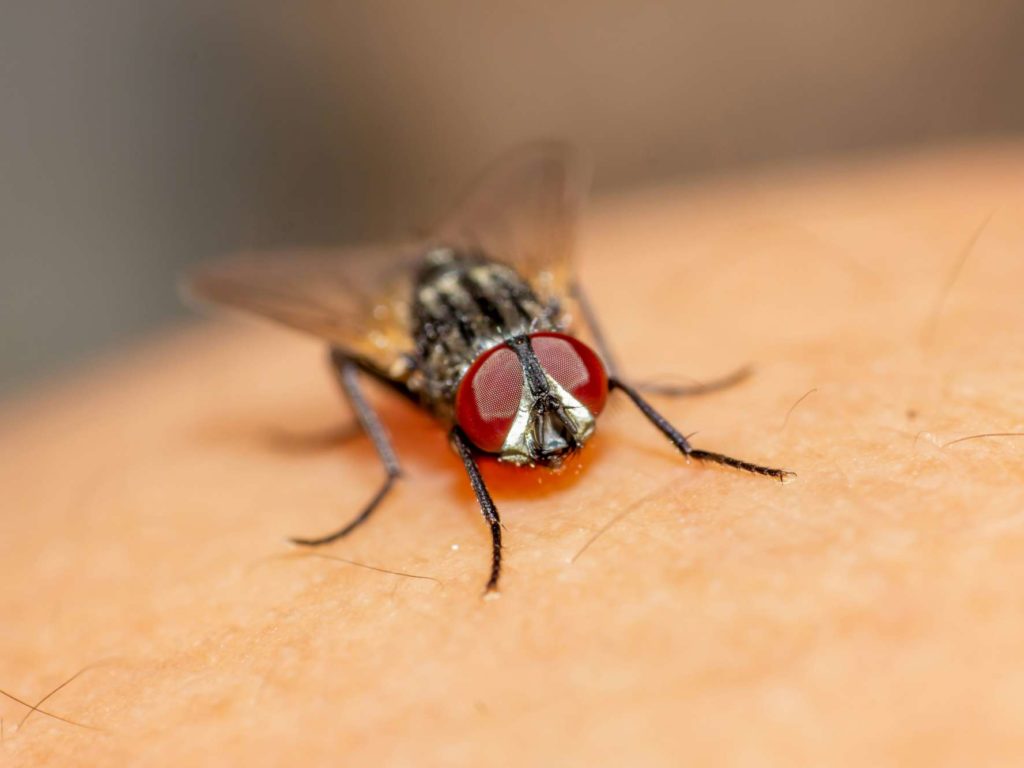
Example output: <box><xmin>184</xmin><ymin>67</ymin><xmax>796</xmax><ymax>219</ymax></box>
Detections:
<box><xmin>186</xmin><ymin>143</ymin><xmax>792</xmax><ymax>593</ymax></box>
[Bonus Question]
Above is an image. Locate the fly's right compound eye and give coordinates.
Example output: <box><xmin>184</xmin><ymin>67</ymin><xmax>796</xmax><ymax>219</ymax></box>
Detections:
<box><xmin>455</xmin><ymin>344</ymin><xmax>524</xmax><ymax>453</ymax></box>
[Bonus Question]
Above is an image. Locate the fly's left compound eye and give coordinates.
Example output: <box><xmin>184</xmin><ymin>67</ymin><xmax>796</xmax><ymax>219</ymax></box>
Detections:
<box><xmin>455</xmin><ymin>344</ymin><xmax>525</xmax><ymax>453</ymax></box>
<box><xmin>529</xmin><ymin>332</ymin><xmax>608</xmax><ymax>415</ymax></box>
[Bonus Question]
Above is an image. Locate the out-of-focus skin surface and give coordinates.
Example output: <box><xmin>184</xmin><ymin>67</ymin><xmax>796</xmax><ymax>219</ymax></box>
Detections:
<box><xmin>3</xmin><ymin>142</ymin><xmax>1024</xmax><ymax>767</ymax></box>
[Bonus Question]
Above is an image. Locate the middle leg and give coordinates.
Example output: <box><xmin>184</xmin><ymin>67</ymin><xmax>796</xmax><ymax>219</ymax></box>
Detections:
<box><xmin>289</xmin><ymin>353</ymin><xmax>402</xmax><ymax>547</ymax></box>
<box><xmin>571</xmin><ymin>280</ymin><xmax>751</xmax><ymax>399</ymax></box>
<box><xmin>610</xmin><ymin>377</ymin><xmax>793</xmax><ymax>481</ymax></box>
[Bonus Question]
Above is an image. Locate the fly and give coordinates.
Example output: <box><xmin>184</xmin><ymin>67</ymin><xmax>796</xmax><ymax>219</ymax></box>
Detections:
<box><xmin>185</xmin><ymin>143</ymin><xmax>793</xmax><ymax>593</ymax></box>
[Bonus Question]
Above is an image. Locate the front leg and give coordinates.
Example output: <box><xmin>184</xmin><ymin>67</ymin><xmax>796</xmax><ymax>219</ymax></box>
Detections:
<box><xmin>450</xmin><ymin>427</ymin><xmax>504</xmax><ymax>594</ymax></box>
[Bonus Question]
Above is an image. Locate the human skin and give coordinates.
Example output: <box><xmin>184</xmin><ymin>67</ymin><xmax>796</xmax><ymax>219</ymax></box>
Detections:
<box><xmin>2</xmin><ymin>142</ymin><xmax>1024</xmax><ymax>767</ymax></box>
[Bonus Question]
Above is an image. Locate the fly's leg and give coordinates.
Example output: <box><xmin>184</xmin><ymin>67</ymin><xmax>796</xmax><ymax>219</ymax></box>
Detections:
<box><xmin>289</xmin><ymin>353</ymin><xmax>402</xmax><ymax>547</ymax></box>
<box><xmin>573</xmin><ymin>282</ymin><xmax>786</xmax><ymax>477</ymax></box>
<box><xmin>571</xmin><ymin>281</ymin><xmax>751</xmax><ymax>399</ymax></box>
<box><xmin>635</xmin><ymin>364</ymin><xmax>753</xmax><ymax>397</ymax></box>
<box><xmin>610</xmin><ymin>377</ymin><xmax>794</xmax><ymax>482</ymax></box>
<box><xmin>269</xmin><ymin>422</ymin><xmax>363</xmax><ymax>454</ymax></box>
<box><xmin>450</xmin><ymin>427</ymin><xmax>503</xmax><ymax>593</ymax></box>
<box><xmin>570</xmin><ymin>280</ymin><xmax>622</xmax><ymax>378</ymax></box>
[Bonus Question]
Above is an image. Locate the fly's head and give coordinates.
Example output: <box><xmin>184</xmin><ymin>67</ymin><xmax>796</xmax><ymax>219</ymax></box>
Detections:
<box><xmin>455</xmin><ymin>333</ymin><xmax>608</xmax><ymax>469</ymax></box>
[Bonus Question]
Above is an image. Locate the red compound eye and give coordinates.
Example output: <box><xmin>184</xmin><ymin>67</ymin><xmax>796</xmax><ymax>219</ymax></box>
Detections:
<box><xmin>455</xmin><ymin>344</ymin><xmax>524</xmax><ymax>453</ymax></box>
<box><xmin>530</xmin><ymin>332</ymin><xmax>608</xmax><ymax>416</ymax></box>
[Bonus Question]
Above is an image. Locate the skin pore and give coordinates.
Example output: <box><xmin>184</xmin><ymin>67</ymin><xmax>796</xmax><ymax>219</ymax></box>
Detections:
<box><xmin>3</xmin><ymin>142</ymin><xmax>1024</xmax><ymax>766</ymax></box>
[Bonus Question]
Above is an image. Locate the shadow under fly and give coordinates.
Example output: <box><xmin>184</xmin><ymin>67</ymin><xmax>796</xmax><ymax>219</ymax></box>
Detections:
<box><xmin>185</xmin><ymin>142</ymin><xmax>793</xmax><ymax>593</ymax></box>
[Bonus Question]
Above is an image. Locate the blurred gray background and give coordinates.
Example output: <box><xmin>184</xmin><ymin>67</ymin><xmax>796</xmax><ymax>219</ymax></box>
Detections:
<box><xmin>3</xmin><ymin>1</ymin><xmax>1024</xmax><ymax>393</ymax></box>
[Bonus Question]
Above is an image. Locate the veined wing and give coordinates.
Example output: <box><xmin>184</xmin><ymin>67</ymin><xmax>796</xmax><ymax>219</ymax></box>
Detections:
<box><xmin>433</xmin><ymin>142</ymin><xmax>590</xmax><ymax>307</ymax></box>
<box><xmin>184</xmin><ymin>143</ymin><xmax>590</xmax><ymax>372</ymax></box>
<box><xmin>184</xmin><ymin>243</ymin><xmax>422</xmax><ymax>376</ymax></box>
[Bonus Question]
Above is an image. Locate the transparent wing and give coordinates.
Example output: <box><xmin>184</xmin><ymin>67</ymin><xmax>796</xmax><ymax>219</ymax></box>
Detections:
<box><xmin>184</xmin><ymin>243</ymin><xmax>423</xmax><ymax>375</ymax></box>
<box><xmin>433</xmin><ymin>141</ymin><xmax>590</xmax><ymax>305</ymax></box>
<box><xmin>184</xmin><ymin>143</ymin><xmax>590</xmax><ymax>372</ymax></box>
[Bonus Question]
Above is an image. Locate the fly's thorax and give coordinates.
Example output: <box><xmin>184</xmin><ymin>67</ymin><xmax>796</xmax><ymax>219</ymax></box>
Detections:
<box><xmin>410</xmin><ymin>248</ymin><xmax>562</xmax><ymax>420</ymax></box>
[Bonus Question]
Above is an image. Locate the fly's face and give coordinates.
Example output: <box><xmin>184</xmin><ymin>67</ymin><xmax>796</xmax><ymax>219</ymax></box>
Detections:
<box><xmin>455</xmin><ymin>332</ymin><xmax>608</xmax><ymax>468</ymax></box>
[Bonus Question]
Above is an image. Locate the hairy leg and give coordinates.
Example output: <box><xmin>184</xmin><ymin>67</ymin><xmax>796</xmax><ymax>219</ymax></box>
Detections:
<box><xmin>289</xmin><ymin>352</ymin><xmax>402</xmax><ymax>546</ymax></box>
